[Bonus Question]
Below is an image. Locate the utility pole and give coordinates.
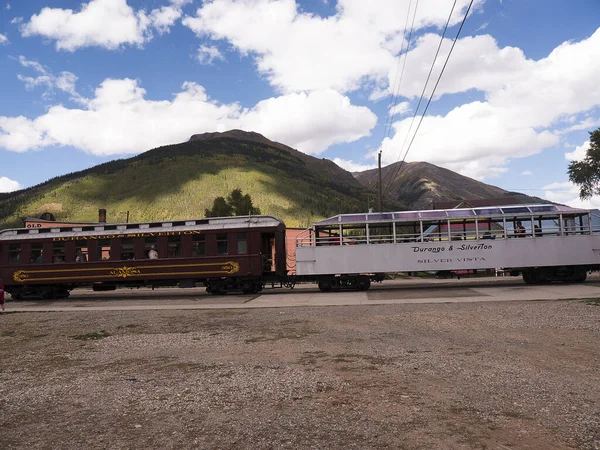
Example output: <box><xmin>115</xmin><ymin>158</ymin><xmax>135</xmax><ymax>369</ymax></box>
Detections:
<box><xmin>378</xmin><ymin>150</ymin><xmax>383</xmax><ymax>212</ymax></box>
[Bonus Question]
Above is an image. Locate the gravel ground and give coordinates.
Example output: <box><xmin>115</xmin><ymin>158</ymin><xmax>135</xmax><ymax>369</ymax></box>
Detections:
<box><xmin>1</xmin><ymin>299</ymin><xmax>599</xmax><ymax>449</ymax></box>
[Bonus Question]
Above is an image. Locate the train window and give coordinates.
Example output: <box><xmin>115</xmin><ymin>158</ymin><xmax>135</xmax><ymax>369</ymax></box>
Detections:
<box><xmin>236</xmin><ymin>232</ymin><xmax>247</xmax><ymax>254</ymax></box>
<box><xmin>422</xmin><ymin>220</ymin><xmax>449</xmax><ymax>241</ymax></box>
<box><xmin>477</xmin><ymin>217</ymin><xmax>505</xmax><ymax>239</ymax></box>
<box><xmin>98</xmin><ymin>239</ymin><xmax>111</xmax><ymax>260</ymax></box>
<box><xmin>75</xmin><ymin>242</ymin><xmax>88</xmax><ymax>262</ymax></box>
<box><xmin>192</xmin><ymin>235</ymin><xmax>206</xmax><ymax>256</ymax></box>
<box><xmin>395</xmin><ymin>223</ymin><xmax>419</xmax><ymax>243</ymax></box>
<box><xmin>510</xmin><ymin>217</ymin><xmax>531</xmax><ymax>238</ymax></box>
<box><xmin>341</xmin><ymin>225</ymin><xmax>366</xmax><ymax>245</ymax></box>
<box><xmin>120</xmin><ymin>238</ymin><xmax>135</xmax><ymax>260</ymax></box>
<box><xmin>368</xmin><ymin>224</ymin><xmax>392</xmax><ymax>244</ymax></box>
<box><xmin>168</xmin><ymin>236</ymin><xmax>182</xmax><ymax>258</ymax></box>
<box><xmin>216</xmin><ymin>233</ymin><xmax>228</xmax><ymax>255</ymax></box>
<box><xmin>144</xmin><ymin>237</ymin><xmax>158</xmax><ymax>258</ymax></box>
<box><xmin>52</xmin><ymin>242</ymin><xmax>66</xmax><ymax>263</ymax></box>
<box><xmin>9</xmin><ymin>243</ymin><xmax>21</xmax><ymax>264</ymax></box>
<box><xmin>31</xmin><ymin>243</ymin><xmax>43</xmax><ymax>263</ymax></box>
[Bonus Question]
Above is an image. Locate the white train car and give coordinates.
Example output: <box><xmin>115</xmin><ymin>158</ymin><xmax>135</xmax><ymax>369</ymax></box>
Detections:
<box><xmin>295</xmin><ymin>204</ymin><xmax>600</xmax><ymax>291</ymax></box>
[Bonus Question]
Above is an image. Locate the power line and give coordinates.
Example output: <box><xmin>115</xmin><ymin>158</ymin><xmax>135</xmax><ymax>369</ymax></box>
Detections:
<box><xmin>383</xmin><ymin>0</ymin><xmax>458</xmax><ymax>197</ymax></box>
<box><xmin>382</xmin><ymin>0</ymin><xmax>474</xmax><ymax>198</ymax></box>
<box><xmin>382</xmin><ymin>0</ymin><xmax>418</xmax><ymax>140</ymax></box>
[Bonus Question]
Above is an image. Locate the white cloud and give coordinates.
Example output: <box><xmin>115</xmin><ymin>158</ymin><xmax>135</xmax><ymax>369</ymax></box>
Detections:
<box><xmin>557</xmin><ymin>117</ymin><xmax>600</xmax><ymax>135</ymax></box>
<box><xmin>0</xmin><ymin>33</ymin><xmax>8</xmax><ymax>45</ymax></box>
<box><xmin>388</xmin><ymin>101</ymin><xmax>410</xmax><ymax>117</ymax></box>
<box><xmin>0</xmin><ymin>116</ymin><xmax>46</xmax><ymax>152</ymax></box>
<box><xmin>197</xmin><ymin>45</ymin><xmax>224</xmax><ymax>65</ymax></box>
<box><xmin>475</xmin><ymin>22</ymin><xmax>488</xmax><ymax>32</ymax></box>
<box><xmin>542</xmin><ymin>181</ymin><xmax>600</xmax><ymax>209</ymax></box>
<box><xmin>0</xmin><ymin>176</ymin><xmax>22</xmax><ymax>193</ymax></box>
<box><xmin>385</xmin><ymin>33</ymin><xmax>534</xmax><ymax>100</ymax></box>
<box><xmin>16</xmin><ymin>56</ymin><xmax>85</xmax><ymax>104</ymax></box>
<box><xmin>147</xmin><ymin>4</ymin><xmax>183</xmax><ymax>35</ymax></box>
<box><xmin>177</xmin><ymin>1</ymin><xmax>599</xmax><ymax>182</ymax></box>
<box><xmin>182</xmin><ymin>0</ymin><xmax>484</xmax><ymax>94</ymax></box>
<box><xmin>20</xmin><ymin>0</ymin><xmax>184</xmax><ymax>51</ymax></box>
<box><xmin>240</xmin><ymin>90</ymin><xmax>377</xmax><ymax>153</ymax></box>
<box><xmin>565</xmin><ymin>140</ymin><xmax>589</xmax><ymax>162</ymax></box>
<box><xmin>521</xmin><ymin>170</ymin><xmax>532</xmax><ymax>176</ymax></box>
<box><xmin>332</xmin><ymin>158</ymin><xmax>377</xmax><ymax>172</ymax></box>
<box><xmin>0</xmin><ymin>78</ymin><xmax>376</xmax><ymax>156</ymax></box>
<box><xmin>378</xmin><ymin>28</ymin><xmax>600</xmax><ymax>180</ymax></box>
<box><xmin>379</xmin><ymin>100</ymin><xmax>558</xmax><ymax>180</ymax></box>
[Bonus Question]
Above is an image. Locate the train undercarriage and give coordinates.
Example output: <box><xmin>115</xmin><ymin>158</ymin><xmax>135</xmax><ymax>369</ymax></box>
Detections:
<box><xmin>5</xmin><ymin>266</ymin><xmax>592</xmax><ymax>300</ymax></box>
<box><xmin>8</xmin><ymin>284</ymin><xmax>72</xmax><ymax>300</ymax></box>
<box><xmin>520</xmin><ymin>266</ymin><xmax>588</xmax><ymax>284</ymax></box>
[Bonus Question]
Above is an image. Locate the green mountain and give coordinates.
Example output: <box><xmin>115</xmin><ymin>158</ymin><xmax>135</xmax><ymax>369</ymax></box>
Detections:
<box><xmin>0</xmin><ymin>130</ymin><xmax>551</xmax><ymax>230</ymax></box>
<box><xmin>0</xmin><ymin>130</ymin><xmax>374</xmax><ymax>229</ymax></box>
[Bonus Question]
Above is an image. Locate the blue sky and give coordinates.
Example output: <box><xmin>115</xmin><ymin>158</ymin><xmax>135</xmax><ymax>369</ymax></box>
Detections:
<box><xmin>1</xmin><ymin>0</ymin><xmax>600</xmax><ymax>209</ymax></box>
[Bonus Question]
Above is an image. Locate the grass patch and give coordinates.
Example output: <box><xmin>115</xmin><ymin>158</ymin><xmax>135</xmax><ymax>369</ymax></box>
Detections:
<box><xmin>71</xmin><ymin>330</ymin><xmax>111</xmax><ymax>341</ymax></box>
<box><xmin>584</xmin><ymin>298</ymin><xmax>600</xmax><ymax>306</ymax></box>
<box><xmin>117</xmin><ymin>323</ymin><xmax>139</xmax><ymax>329</ymax></box>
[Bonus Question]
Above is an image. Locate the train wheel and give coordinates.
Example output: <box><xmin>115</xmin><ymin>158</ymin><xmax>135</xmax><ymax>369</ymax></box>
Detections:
<box><xmin>318</xmin><ymin>278</ymin><xmax>332</xmax><ymax>292</ymax></box>
<box><xmin>242</xmin><ymin>282</ymin><xmax>258</xmax><ymax>295</ymax></box>
<box><xmin>331</xmin><ymin>277</ymin><xmax>341</xmax><ymax>292</ymax></box>
<box><xmin>207</xmin><ymin>282</ymin><xmax>227</xmax><ymax>295</ymax></box>
<box><xmin>574</xmin><ymin>269</ymin><xmax>587</xmax><ymax>283</ymax></box>
<box><xmin>535</xmin><ymin>268</ymin><xmax>552</xmax><ymax>284</ymax></box>
<box><xmin>357</xmin><ymin>277</ymin><xmax>371</xmax><ymax>291</ymax></box>
<box><xmin>522</xmin><ymin>270</ymin><xmax>535</xmax><ymax>285</ymax></box>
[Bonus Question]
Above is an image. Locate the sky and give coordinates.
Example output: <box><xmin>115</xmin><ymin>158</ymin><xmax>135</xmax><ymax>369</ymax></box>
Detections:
<box><xmin>1</xmin><ymin>0</ymin><xmax>600</xmax><ymax>210</ymax></box>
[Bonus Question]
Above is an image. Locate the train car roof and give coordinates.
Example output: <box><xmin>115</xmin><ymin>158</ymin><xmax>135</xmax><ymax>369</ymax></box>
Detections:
<box><xmin>0</xmin><ymin>215</ymin><xmax>284</xmax><ymax>241</ymax></box>
<box><xmin>314</xmin><ymin>204</ymin><xmax>590</xmax><ymax>226</ymax></box>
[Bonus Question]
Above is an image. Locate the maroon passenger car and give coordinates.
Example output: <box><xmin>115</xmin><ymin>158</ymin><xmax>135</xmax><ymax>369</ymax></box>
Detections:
<box><xmin>0</xmin><ymin>215</ymin><xmax>287</xmax><ymax>299</ymax></box>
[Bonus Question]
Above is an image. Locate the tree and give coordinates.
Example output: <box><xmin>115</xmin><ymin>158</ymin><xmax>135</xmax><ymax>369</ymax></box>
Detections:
<box><xmin>568</xmin><ymin>127</ymin><xmax>600</xmax><ymax>199</ymax></box>
<box><xmin>204</xmin><ymin>197</ymin><xmax>233</xmax><ymax>217</ymax></box>
<box><xmin>205</xmin><ymin>189</ymin><xmax>261</xmax><ymax>217</ymax></box>
<box><xmin>227</xmin><ymin>188</ymin><xmax>261</xmax><ymax>216</ymax></box>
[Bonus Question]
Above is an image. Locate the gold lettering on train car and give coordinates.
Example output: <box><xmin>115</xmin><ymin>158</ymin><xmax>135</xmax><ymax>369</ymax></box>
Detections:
<box><xmin>110</xmin><ymin>266</ymin><xmax>141</xmax><ymax>279</ymax></box>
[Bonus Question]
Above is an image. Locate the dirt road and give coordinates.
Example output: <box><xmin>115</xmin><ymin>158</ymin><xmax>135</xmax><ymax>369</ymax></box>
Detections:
<box><xmin>1</xmin><ymin>298</ymin><xmax>599</xmax><ymax>449</ymax></box>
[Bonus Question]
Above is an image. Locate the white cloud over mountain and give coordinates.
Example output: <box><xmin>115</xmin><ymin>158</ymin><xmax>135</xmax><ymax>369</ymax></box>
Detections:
<box><xmin>5</xmin><ymin>0</ymin><xmax>600</xmax><ymax>186</ymax></box>
<box><xmin>379</xmin><ymin>28</ymin><xmax>600</xmax><ymax>179</ymax></box>
<box><xmin>182</xmin><ymin>0</ymin><xmax>482</xmax><ymax>94</ymax></box>
<box><xmin>0</xmin><ymin>78</ymin><xmax>376</xmax><ymax>155</ymax></box>
<box><xmin>0</xmin><ymin>176</ymin><xmax>22</xmax><ymax>193</ymax></box>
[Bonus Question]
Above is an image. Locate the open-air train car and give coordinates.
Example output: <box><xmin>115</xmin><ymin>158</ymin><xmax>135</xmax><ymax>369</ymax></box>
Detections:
<box><xmin>295</xmin><ymin>204</ymin><xmax>600</xmax><ymax>290</ymax></box>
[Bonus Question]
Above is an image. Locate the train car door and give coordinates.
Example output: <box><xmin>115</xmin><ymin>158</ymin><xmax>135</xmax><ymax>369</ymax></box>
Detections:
<box><xmin>261</xmin><ymin>233</ymin><xmax>275</xmax><ymax>272</ymax></box>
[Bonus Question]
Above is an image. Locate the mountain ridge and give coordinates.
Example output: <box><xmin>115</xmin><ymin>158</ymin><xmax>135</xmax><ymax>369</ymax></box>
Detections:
<box><xmin>0</xmin><ymin>130</ymin><xmax>547</xmax><ymax>229</ymax></box>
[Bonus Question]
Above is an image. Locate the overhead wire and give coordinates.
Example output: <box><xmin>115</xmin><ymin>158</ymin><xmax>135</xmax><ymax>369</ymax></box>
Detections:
<box><xmin>382</xmin><ymin>0</ymin><xmax>418</xmax><ymax>141</ymax></box>
<box><xmin>382</xmin><ymin>0</ymin><xmax>475</xmax><ymax>198</ymax></box>
<box><xmin>382</xmin><ymin>0</ymin><xmax>458</xmax><ymax>196</ymax></box>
